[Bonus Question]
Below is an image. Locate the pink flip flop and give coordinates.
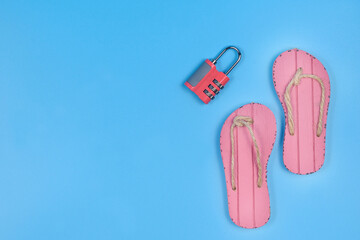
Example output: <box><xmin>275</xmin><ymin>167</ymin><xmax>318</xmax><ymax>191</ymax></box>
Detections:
<box><xmin>273</xmin><ymin>49</ymin><xmax>330</xmax><ymax>174</ymax></box>
<box><xmin>220</xmin><ymin>103</ymin><xmax>276</xmax><ymax>228</ymax></box>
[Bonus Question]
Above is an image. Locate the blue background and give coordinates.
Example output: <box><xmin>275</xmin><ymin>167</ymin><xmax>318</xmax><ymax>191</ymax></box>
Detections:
<box><xmin>0</xmin><ymin>0</ymin><xmax>359</xmax><ymax>239</ymax></box>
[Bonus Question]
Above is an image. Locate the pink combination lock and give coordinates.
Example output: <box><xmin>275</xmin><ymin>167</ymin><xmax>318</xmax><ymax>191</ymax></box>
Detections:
<box><xmin>185</xmin><ymin>46</ymin><xmax>242</xmax><ymax>104</ymax></box>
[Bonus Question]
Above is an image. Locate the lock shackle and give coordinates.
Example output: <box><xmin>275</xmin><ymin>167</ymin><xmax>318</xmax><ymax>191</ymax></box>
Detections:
<box><xmin>212</xmin><ymin>46</ymin><xmax>242</xmax><ymax>75</ymax></box>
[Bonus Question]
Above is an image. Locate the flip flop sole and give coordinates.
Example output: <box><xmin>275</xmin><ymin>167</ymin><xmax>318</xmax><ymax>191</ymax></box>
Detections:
<box><xmin>273</xmin><ymin>49</ymin><xmax>330</xmax><ymax>174</ymax></box>
<box><xmin>220</xmin><ymin>103</ymin><xmax>276</xmax><ymax>228</ymax></box>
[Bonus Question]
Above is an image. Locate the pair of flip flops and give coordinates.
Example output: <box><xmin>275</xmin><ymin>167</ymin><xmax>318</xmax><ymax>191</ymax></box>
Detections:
<box><xmin>220</xmin><ymin>49</ymin><xmax>330</xmax><ymax>228</ymax></box>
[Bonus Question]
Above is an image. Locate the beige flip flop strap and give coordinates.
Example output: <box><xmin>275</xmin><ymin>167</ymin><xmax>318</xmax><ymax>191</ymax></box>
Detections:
<box><xmin>230</xmin><ymin>116</ymin><xmax>262</xmax><ymax>191</ymax></box>
<box><xmin>284</xmin><ymin>67</ymin><xmax>326</xmax><ymax>137</ymax></box>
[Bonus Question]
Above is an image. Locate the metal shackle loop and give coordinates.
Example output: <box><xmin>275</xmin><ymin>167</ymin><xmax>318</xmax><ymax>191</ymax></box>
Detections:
<box><xmin>212</xmin><ymin>46</ymin><xmax>242</xmax><ymax>75</ymax></box>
